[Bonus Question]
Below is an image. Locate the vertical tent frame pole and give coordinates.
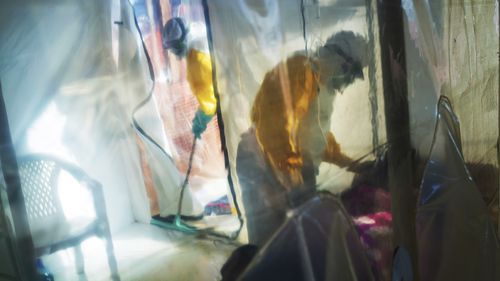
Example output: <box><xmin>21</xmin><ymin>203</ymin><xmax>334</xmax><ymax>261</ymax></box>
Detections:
<box><xmin>0</xmin><ymin>81</ymin><xmax>38</xmax><ymax>281</ymax></box>
<box><xmin>376</xmin><ymin>0</ymin><xmax>419</xmax><ymax>278</ymax></box>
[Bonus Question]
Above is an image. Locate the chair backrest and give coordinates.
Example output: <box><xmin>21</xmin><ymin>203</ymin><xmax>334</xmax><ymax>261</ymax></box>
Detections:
<box><xmin>17</xmin><ymin>159</ymin><xmax>63</xmax><ymax>223</ymax></box>
<box><xmin>15</xmin><ymin>155</ymin><xmax>120</xmax><ymax>280</ymax></box>
<box><xmin>16</xmin><ymin>155</ymin><xmax>99</xmax><ymax>251</ymax></box>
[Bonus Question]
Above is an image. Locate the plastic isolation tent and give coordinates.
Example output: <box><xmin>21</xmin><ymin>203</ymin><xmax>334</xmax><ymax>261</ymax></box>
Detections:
<box><xmin>0</xmin><ymin>0</ymin><xmax>498</xmax><ymax>280</ymax></box>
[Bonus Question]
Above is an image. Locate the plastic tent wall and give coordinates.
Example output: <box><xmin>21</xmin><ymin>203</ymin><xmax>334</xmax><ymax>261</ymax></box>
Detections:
<box><xmin>0</xmin><ymin>0</ymin><xmax>498</xmax><ymax>280</ymax></box>
<box><xmin>401</xmin><ymin>0</ymin><xmax>500</xmax><ymax>274</ymax></box>
<box><xmin>416</xmin><ymin>97</ymin><xmax>499</xmax><ymax>280</ymax></box>
<box><xmin>239</xmin><ymin>192</ymin><xmax>375</xmax><ymax>281</ymax></box>
<box><xmin>228</xmin><ymin>97</ymin><xmax>499</xmax><ymax>281</ymax></box>
<box><xmin>0</xmin><ymin>0</ymin><xmax>211</xmax><ymax>234</ymax></box>
<box><xmin>0</xmin><ymin>0</ymin><xmax>231</xmax><ymax>279</ymax></box>
<box><xmin>205</xmin><ymin>0</ymin><xmax>499</xmax><ymax>280</ymax></box>
<box><xmin>205</xmin><ymin>0</ymin><xmax>387</xmax><ymax>244</ymax></box>
<box><xmin>0</xmin><ymin>0</ymin><xmax>155</xmax><ymax>234</ymax></box>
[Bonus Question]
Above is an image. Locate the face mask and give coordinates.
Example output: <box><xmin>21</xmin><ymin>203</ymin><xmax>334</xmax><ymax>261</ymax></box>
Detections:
<box><xmin>323</xmin><ymin>44</ymin><xmax>364</xmax><ymax>92</ymax></box>
<box><xmin>328</xmin><ymin>74</ymin><xmax>349</xmax><ymax>93</ymax></box>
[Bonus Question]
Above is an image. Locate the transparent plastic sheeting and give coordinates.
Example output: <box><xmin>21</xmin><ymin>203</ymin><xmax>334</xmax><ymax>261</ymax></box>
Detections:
<box><xmin>206</xmin><ymin>0</ymin><xmax>387</xmax><ymax>243</ymax></box>
<box><xmin>0</xmin><ymin>0</ymin><xmax>498</xmax><ymax>280</ymax></box>
<box><xmin>402</xmin><ymin>0</ymin><xmax>500</xmax><ymax>235</ymax></box>
<box><xmin>226</xmin><ymin>99</ymin><xmax>500</xmax><ymax>281</ymax></box>
<box><xmin>416</xmin><ymin>97</ymin><xmax>500</xmax><ymax>281</ymax></box>
<box><xmin>402</xmin><ymin>0</ymin><xmax>499</xmax><ymax>165</ymax></box>
<box><xmin>131</xmin><ymin>0</ymin><xmax>242</xmax><ymax>237</ymax></box>
<box><xmin>206</xmin><ymin>1</ymin><xmax>499</xmax><ymax>281</ymax></box>
<box><xmin>0</xmin><ymin>0</ymin><xmax>217</xmax><ymax>237</ymax></box>
<box><xmin>205</xmin><ymin>1</ymin><xmax>395</xmax><ymax>280</ymax></box>
<box><xmin>0</xmin><ymin>0</ymin><xmax>235</xmax><ymax>279</ymax></box>
<box><xmin>0</xmin><ymin>0</ymin><xmax>144</xmax><ymax>234</ymax></box>
<box><xmin>131</xmin><ymin>0</ymin><xmax>222</xmax><ymax>219</ymax></box>
<box><xmin>238</xmin><ymin>192</ymin><xmax>375</xmax><ymax>281</ymax></box>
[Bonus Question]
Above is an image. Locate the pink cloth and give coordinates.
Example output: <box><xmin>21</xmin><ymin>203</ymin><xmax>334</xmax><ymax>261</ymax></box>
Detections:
<box><xmin>343</xmin><ymin>185</ymin><xmax>393</xmax><ymax>281</ymax></box>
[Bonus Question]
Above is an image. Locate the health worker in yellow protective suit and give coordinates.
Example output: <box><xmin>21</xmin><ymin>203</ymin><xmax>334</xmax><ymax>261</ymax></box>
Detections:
<box><xmin>162</xmin><ymin>17</ymin><xmax>216</xmax><ymax>139</ymax></box>
<box><xmin>236</xmin><ymin>31</ymin><xmax>368</xmax><ymax>246</ymax></box>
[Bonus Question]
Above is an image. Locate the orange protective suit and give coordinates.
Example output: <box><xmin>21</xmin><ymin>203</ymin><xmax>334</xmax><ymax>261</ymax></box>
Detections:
<box><xmin>251</xmin><ymin>54</ymin><xmax>352</xmax><ymax>190</ymax></box>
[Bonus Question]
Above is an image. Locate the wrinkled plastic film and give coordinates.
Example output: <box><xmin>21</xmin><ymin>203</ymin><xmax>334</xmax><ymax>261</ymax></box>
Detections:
<box><xmin>239</xmin><ymin>193</ymin><xmax>375</xmax><ymax>281</ymax></box>
<box><xmin>402</xmin><ymin>0</ymin><xmax>499</xmax><ymax>227</ymax></box>
<box><xmin>416</xmin><ymin>97</ymin><xmax>499</xmax><ymax>281</ymax></box>
<box><xmin>131</xmin><ymin>0</ymin><xmax>205</xmax><ymax>218</ymax></box>
<box><xmin>0</xmin><ymin>0</ymin><xmax>498</xmax><ymax>280</ymax></box>
<box><xmin>134</xmin><ymin>1</ymin><xmax>243</xmax><ymax>236</ymax></box>
<box><xmin>206</xmin><ymin>0</ymin><xmax>389</xmax><ymax>240</ymax></box>
<box><xmin>0</xmin><ymin>0</ymin><xmax>156</xmax><ymax>233</ymax></box>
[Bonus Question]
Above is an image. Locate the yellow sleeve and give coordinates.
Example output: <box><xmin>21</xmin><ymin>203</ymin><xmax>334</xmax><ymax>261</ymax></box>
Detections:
<box><xmin>251</xmin><ymin>55</ymin><xmax>319</xmax><ymax>187</ymax></box>
<box><xmin>186</xmin><ymin>49</ymin><xmax>217</xmax><ymax>116</ymax></box>
<box><xmin>323</xmin><ymin>131</ymin><xmax>352</xmax><ymax>167</ymax></box>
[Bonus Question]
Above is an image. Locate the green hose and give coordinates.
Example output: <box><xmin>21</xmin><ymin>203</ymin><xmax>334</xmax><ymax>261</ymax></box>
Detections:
<box><xmin>173</xmin><ymin>135</ymin><xmax>199</xmax><ymax>234</ymax></box>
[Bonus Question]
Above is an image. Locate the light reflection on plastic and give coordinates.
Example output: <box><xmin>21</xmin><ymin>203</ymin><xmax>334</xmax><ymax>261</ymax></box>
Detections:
<box><xmin>57</xmin><ymin>170</ymin><xmax>96</xmax><ymax>221</ymax></box>
<box><xmin>421</xmin><ymin>183</ymin><xmax>441</xmax><ymax>205</ymax></box>
<box><xmin>27</xmin><ymin>102</ymin><xmax>74</xmax><ymax>162</ymax></box>
<box><xmin>156</xmin><ymin>70</ymin><xmax>168</xmax><ymax>83</ymax></box>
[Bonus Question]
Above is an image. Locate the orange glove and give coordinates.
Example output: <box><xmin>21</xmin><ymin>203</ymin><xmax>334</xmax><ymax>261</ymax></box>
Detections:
<box><xmin>323</xmin><ymin>131</ymin><xmax>353</xmax><ymax>167</ymax></box>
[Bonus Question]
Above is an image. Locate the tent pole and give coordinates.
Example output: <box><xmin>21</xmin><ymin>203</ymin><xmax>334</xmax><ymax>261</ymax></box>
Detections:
<box><xmin>0</xmin><ymin>81</ymin><xmax>38</xmax><ymax>281</ymax></box>
<box><xmin>376</xmin><ymin>1</ymin><xmax>419</xmax><ymax>279</ymax></box>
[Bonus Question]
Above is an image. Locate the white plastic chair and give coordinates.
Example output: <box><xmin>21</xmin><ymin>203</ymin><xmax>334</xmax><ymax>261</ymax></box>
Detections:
<box><xmin>17</xmin><ymin>154</ymin><xmax>120</xmax><ymax>280</ymax></box>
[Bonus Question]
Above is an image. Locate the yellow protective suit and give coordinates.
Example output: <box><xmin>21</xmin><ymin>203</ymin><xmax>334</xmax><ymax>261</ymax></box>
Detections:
<box><xmin>186</xmin><ymin>48</ymin><xmax>217</xmax><ymax>116</ymax></box>
<box><xmin>251</xmin><ymin>54</ymin><xmax>352</xmax><ymax>189</ymax></box>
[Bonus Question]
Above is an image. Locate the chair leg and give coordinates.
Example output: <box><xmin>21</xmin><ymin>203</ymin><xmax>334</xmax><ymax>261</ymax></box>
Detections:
<box><xmin>74</xmin><ymin>244</ymin><xmax>85</xmax><ymax>275</ymax></box>
<box><xmin>103</xmin><ymin>228</ymin><xmax>120</xmax><ymax>281</ymax></box>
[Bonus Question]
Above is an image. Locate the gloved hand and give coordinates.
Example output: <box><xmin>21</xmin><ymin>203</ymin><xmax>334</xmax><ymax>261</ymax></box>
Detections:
<box><xmin>192</xmin><ymin>108</ymin><xmax>214</xmax><ymax>139</ymax></box>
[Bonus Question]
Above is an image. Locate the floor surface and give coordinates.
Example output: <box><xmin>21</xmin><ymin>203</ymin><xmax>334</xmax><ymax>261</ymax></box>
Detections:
<box><xmin>42</xmin><ymin>223</ymin><xmax>237</xmax><ymax>281</ymax></box>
